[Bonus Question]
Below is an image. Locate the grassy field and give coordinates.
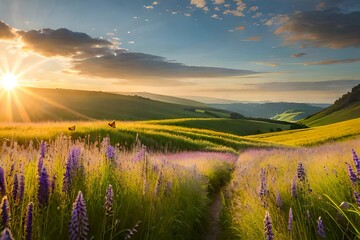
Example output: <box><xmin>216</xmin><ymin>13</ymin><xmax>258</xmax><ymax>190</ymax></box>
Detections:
<box><xmin>272</xmin><ymin>109</ymin><xmax>309</xmax><ymax>122</ymax></box>
<box><xmin>248</xmin><ymin>117</ymin><xmax>360</xmax><ymax>146</ymax></box>
<box><xmin>221</xmin><ymin>138</ymin><xmax>360</xmax><ymax>239</ymax></box>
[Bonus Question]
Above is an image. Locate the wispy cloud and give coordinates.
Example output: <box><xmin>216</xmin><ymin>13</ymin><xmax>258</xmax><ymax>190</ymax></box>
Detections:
<box><xmin>303</xmin><ymin>58</ymin><xmax>360</xmax><ymax>65</ymax></box>
<box><xmin>242</xmin><ymin>36</ymin><xmax>261</xmax><ymax>41</ymax></box>
<box><xmin>0</xmin><ymin>20</ymin><xmax>15</xmax><ymax>40</ymax></box>
<box><xmin>211</xmin><ymin>14</ymin><xmax>223</xmax><ymax>20</ymax></box>
<box><xmin>291</xmin><ymin>52</ymin><xmax>306</xmax><ymax>58</ymax></box>
<box><xmin>252</xmin><ymin>61</ymin><xmax>278</xmax><ymax>67</ymax></box>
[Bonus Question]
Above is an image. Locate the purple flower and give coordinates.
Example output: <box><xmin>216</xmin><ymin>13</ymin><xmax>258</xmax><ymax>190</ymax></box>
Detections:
<box><xmin>259</xmin><ymin>168</ymin><xmax>268</xmax><ymax>197</ymax></box>
<box><xmin>288</xmin><ymin>208</ymin><xmax>293</xmax><ymax>232</ymax></box>
<box><xmin>12</xmin><ymin>174</ymin><xmax>18</xmax><ymax>201</ymax></box>
<box><xmin>317</xmin><ymin>217</ymin><xmax>326</xmax><ymax>238</ymax></box>
<box><xmin>69</xmin><ymin>191</ymin><xmax>89</xmax><ymax>240</ymax></box>
<box><xmin>37</xmin><ymin>157</ymin><xmax>44</xmax><ymax>175</ymax></box>
<box><xmin>354</xmin><ymin>191</ymin><xmax>360</xmax><ymax>207</ymax></box>
<box><xmin>347</xmin><ymin>164</ymin><xmax>357</xmax><ymax>184</ymax></box>
<box><xmin>134</xmin><ymin>147</ymin><xmax>146</xmax><ymax>163</ymax></box>
<box><xmin>40</xmin><ymin>141</ymin><xmax>46</xmax><ymax>158</ymax></box>
<box><xmin>107</xmin><ymin>145</ymin><xmax>116</xmax><ymax>160</ymax></box>
<box><xmin>264</xmin><ymin>211</ymin><xmax>274</xmax><ymax>240</ymax></box>
<box><xmin>104</xmin><ymin>185</ymin><xmax>114</xmax><ymax>217</ymax></box>
<box><xmin>0</xmin><ymin>228</ymin><xmax>13</xmax><ymax>240</ymax></box>
<box><xmin>297</xmin><ymin>162</ymin><xmax>306</xmax><ymax>182</ymax></box>
<box><xmin>38</xmin><ymin>167</ymin><xmax>50</xmax><ymax>207</ymax></box>
<box><xmin>19</xmin><ymin>174</ymin><xmax>25</xmax><ymax>201</ymax></box>
<box><xmin>63</xmin><ymin>147</ymin><xmax>81</xmax><ymax>193</ymax></box>
<box><xmin>0</xmin><ymin>168</ymin><xmax>6</xmax><ymax>197</ymax></box>
<box><xmin>353</xmin><ymin>149</ymin><xmax>360</xmax><ymax>174</ymax></box>
<box><xmin>276</xmin><ymin>192</ymin><xmax>283</xmax><ymax>209</ymax></box>
<box><xmin>155</xmin><ymin>171</ymin><xmax>163</xmax><ymax>196</ymax></box>
<box><xmin>0</xmin><ymin>196</ymin><xmax>10</xmax><ymax>228</ymax></box>
<box><xmin>291</xmin><ymin>178</ymin><xmax>297</xmax><ymax>199</ymax></box>
<box><xmin>25</xmin><ymin>202</ymin><xmax>33</xmax><ymax>240</ymax></box>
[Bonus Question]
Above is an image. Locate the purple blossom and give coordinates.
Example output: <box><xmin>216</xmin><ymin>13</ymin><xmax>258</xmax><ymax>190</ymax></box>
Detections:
<box><xmin>353</xmin><ymin>149</ymin><xmax>360</xmax><ymax>174</ymax></box>
<box><xmin>347</xmin><ymin>164</ymin><xmax>357</xmax><ymax>184</ymax></box>
<box><xmin>19</xmin><ymin>174</ymin><xmax>25</xmax><ymax>201</ymax></box>
<box><xmin>0</xmin><ymin>196</ymin><xmax>10</xmax><ymax>228</ymax></box>
<box><xmin>0</xmin><ymin>228</ymin><xmax>13</xmax><ymax>240</ymax></box>
<box><xmin>134</xmin><ymin>147</ymin><xmax>146</xmax><ymax>163</ymax></box>
<box><xmin>276</xmin><ymin>192</ymin><xmax>283</xmax><ymax>209</ymax></box>
<box><xmin>259</xmin><ymin>168</ymin><xmax>268</xmax><ymax>197</ymax></box>
<box><xmin>317</xmin><ymin>217</ymin><xmax>326</xmax><ymax>238</ymax></box>
<box><xmin>38</xmin><ymin>167</ymin><xmax>50</xmax><ymax>207</ymax></box>
<box><xmin>37</xmin><ymin>157</ymin><xmax>44</xmax><ymax>175</ymax></box>
<box><xmin>63</xmin><ymin>147</ymin><xmax>81</xmax><ymax>193</ymax></box>
<box><xmin>69</xmin><ymin>191</ymin><xmax>89</xmax><ymax>240</ymax></box>
<box><xmin>40</xmin><ymin>141</ymin><xmax>46</xmax><ymax>158</ymax></box>
<box><xmin>106</xmin><ymin>145</ymin><xmax>116</xmax><ymax>160</ymax></box>
<box><xmin>264</xmin><ymin>211</ymin><xmax>274</xmax><ymax>240</ymax></box>
<box><xmin>25</xmin><ymin>202</ymin><xmax>33</xmax><ymax>240</ymax></box>
<box><xmin>297</xmin><ymin>162</ymin><xmax>306</xmax><ymax>182</ymax></box>
<box><xmin>0</xmin><ymin>168</ymin><xmax>6</xmax><ymax>197</ymax></box>
<box><xmin>12</xmin><ymin>174</ymin><xmax>18</xmax><ymax>201</ymax></box>
<box><xmin>63</xmin><ymin>162</ymin><xmax>72</xmax><ymax>193</ymax></box>
<box><xmin>288</xmin><ymin>208</ymin><xmax>293</xmax><ymax>232</ymax></box>
<box><xmin>104</xmin><ymin>185</ymin><xmax>114</xmax><ymax>217</ymax></box>
<box><xmin>291</xmin><ymin>178</ymin><xmax>297</xmax><ymax>199</ymax></box>
<box><xmin>354</xmin><ymin>191</ymin><xmax>360</xmax><ymax>207</ymax></box>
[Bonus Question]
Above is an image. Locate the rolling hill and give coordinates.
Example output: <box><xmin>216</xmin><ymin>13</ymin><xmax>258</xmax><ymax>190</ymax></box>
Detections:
<box><xmin>209</xmin><ymin>102</ymin><xmax>325</xmax><ymax>119</ymax></box>
<box><xmin>0</xmin><ymin>87</ymin><xmax>234</xmax><ymax>122</ymax></box>
<box><xmin>271</xmin><ymin>108</ymin><xmax>322</xmax><ymax>122</ymax></box>
<box><xmin>302</xmin><ymin>84</ymin><xmax>360</xmax><ymax>126</ymax></box>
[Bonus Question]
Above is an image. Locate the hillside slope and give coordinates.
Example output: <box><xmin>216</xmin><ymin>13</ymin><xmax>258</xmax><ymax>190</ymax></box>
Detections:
<box><xmin>271</xmin><ymin>108</ymin><xmax>321</xmax><ymax>122</ymax></box>
<box><xmin>0</xmin><ymin>87</ymin><xmax>230</xmax><ymax>122</ymax></box>
<box><xmin>302</xmin><ymin>84</ymin><xmax>360</xmax><ymax>126</ymax></box>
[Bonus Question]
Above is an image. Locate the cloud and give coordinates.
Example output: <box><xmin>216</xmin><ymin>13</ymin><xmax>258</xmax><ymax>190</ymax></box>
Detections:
<box><xmin>214</xmin><ymin>0</ymin><xmax>225</xmax><ymax>4</ymax></box>
<box><xmin>274</xmin><ymin>10</ymin><xmax>360</xmax><ymax>48</ymax></box>
<box><xmin>249</xmin><ymin>6</ymin><xmax>259</xmax><ymax>12</ymax></box>
<box><xmin>144</xmin><ymin>5</ymin><xmax>154</xmax><ymax>9</ymax></box>
<box><xmin>252</xmin><ymin>12</ymin><xmax>262</xmax><ymax>18</ymax></box>
<box><xmin>18</xmin><ymin>28</ymin><xmax>112</xmax><ymax>58</ymax></box>
<box><xmin>291</xmin><ymin>52</ymin><xmax>306</xmax><ymax>58</ymax></box>
<box><xmin>71</xmin><ymin>50</ymin><xmax>258</xmax><ymax>85</ymax></box>
<box><xmin>211</xmin><ymin>14</ymin><xmax>223</xmax><ymax>20</ymax></box>
<box><xmin>244</xmin><ymin>80</ymin><xmax>360</xmax><ymax>92</ymax></box>
<box><xmin>190</xmin><ymin>0</ymin><xmax>207</xmax><ymax>8</ymax></box>
<box><xmin>223</xmin><ymin>0</ymin><xmax>246</xmax><ymax>17</ymax></box>
<box><xmin>242</xmin><ymin>36</ymin><xmax>261</xmax><ymax>41</ymax></box>
<box><xmin>252</xmin><ymin>62</ymin><xmax>278</xmax><ymax>67</ymax></box>
<box><xmin>235</xmin><ymin>26</ymin><xmax>245</xmax><ymax>30</ymax></box>
<box><xmin>264</xmin><ymin>14</ymin><xmax>289</xmax><ymax>26</ymax></box>
<box><xmin>0</xmin><ymin>20</ymin><xmax>15</xmax><ymax>40</ymax></box>
<box><xmin>303</xmin><ymin>58</ymin><xmax>360</xmax><ymax>65</ymax></box>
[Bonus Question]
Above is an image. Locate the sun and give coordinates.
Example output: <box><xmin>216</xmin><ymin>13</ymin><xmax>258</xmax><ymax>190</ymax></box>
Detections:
<box><xmin>1</xmin><ymin>73</ymin><xmax>18</xmax><ymax>90</ymax></box>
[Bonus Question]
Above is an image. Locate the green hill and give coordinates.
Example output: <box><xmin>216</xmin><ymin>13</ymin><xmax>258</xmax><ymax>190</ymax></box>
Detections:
<box><xmin>302</xmin><ymin>84</ymin><xmax>360</xmax><ymax>126</ymax></box>
<box><xmin>0</xmin><ymin>87</ymin><xmax>232</xmax><ymax>122</ymax></box>
<box><xmin>272</xmin><ymin>108</ymin><xmax>322</xmax><ymax>122</ymax></box>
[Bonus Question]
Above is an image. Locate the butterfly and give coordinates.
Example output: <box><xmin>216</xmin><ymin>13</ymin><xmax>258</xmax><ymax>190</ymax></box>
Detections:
<box><xmin>68</xmin><ymin>125</ymin><xmax>76</xmax><ymax>131</ymax></box>
<box><xmin>108</xmin><ymin>121</ymin><xmax>116</xmax><ymax>128</ymax></box>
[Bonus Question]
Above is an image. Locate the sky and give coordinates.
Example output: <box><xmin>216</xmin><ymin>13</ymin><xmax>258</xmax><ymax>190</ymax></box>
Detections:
<box><xmin>0</xmin><ymin>0</ymin><xmax>359</xmax><ymax>103</ymax></box>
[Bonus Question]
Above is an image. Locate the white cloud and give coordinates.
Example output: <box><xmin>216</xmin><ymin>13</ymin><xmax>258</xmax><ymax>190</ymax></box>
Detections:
<box><xmin>211</xmin><ymin>14</ymin><xmax>223</xmax><ymax>20</ymax></box>
<box><xmin>214</xmin><ymin>0</ymin><xmax>225</xmax><ymax>4</ymax></box>
<box><xmin>190</xmin><ymin>0</ymin><xmax>207</xmax><ymax>8</ymax></box>
<box><xmin>143</xmin><ymin>5</ymin><xmax>154</xmax><ymax>9</ymax></box>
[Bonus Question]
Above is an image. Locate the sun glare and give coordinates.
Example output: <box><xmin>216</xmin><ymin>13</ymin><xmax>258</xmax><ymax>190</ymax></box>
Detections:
<box><xmin>1</xmin><ymin>73</ymin><xmax>18</xmax><ymax>90</ymax></box>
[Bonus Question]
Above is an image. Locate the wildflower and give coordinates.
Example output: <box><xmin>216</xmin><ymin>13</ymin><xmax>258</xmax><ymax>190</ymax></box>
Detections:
<box><xmin>134</xmin><ymin>147</ymin><xmax>146</xmax><ymax>163</ymax></box>
<box><xmin>25</xmin><ymin>202</ymin><xmax>33</xmax><ymax>240</ymax></box>
<box><xmin>288</xmin><ymin>208</ymin><xmax>293</xmax><ymax>232</ymax></box>
<box><xmin>353</xmin><ymin>149</ymin><xmax>360</xmax><ymax>174</ymax></box>
<box><xmin>264</xmin><ymin>211</ymin><xmax>274</xmax><ymax>240</ymax></box>
<box><xmin>0</xmin><ymin>168</ymin><xmax>6</xmax><ymax>197</ymax></box>
<box><xmin>63</xmin><ymin>163</ymin><xmax>71</xmax><ymax>193</ymax></box>
<box><xmin>63</xmin><ymin>147</ymin><xmax>81</xmax><ymax>193</ymax></box>
<box><xmin>12</xmin><ymin>174</ymin><xmax>18</xmax><ymax>201</ymax></box>
<box><xmin>19</xmin><ymin>174</ymin><xmax>25</xmax><ymax>201</ymax></box>
<box><xmin>276</xmin><ymin>192</ymin><xmax>283</xmax><ymax>209</ymax></box>
<box><xmin>40</xmin><ymin>141</ymin><xmax>46</xmax><ymax>158</ymax></box>
<box><xmin>0</xmin><ymin>228</ymin><xmax>13</xmax><ymax>240</ymax></box>
<box><xmin>347</xmin><ymin>164</ymin><xmax>357</xmax><ymax>184</ymax></box>
<box><xmin>69</xmin><ymin>191</ymin><xmax>89</xmax><ymax>240</ymax></box>
<box><xmin>37</xmin><ymin>157</ymin><xmax>44</xmax><ymax>175</ymax></box>
<box><xmin>155</xmin><ymin>171</ymin><xmax>163</xmax><ymax>196</ymax></box>
<box><xmin>106</xmin><ymin>145</ymin><xmax>116</xmax><ymax>160</ymax></box>
<box><xmin>38</xmin><ymin>167</ymin><xmax>50</xmax><ymax>207</ymax></box>
<box><xmin>317</xmin><ymin>217</ymin><xmax>326</xmax><ymax>238</ymax></box>
<box><xmin>259</xmin><ymin>168</ymin><xmax>268</xmax><ymax>197</ymax></box>
<box><xmin>354</xmin><ymin>191</ymin><xmax>360</xmax><ymax>207</ymax></box>
<box><xmin>297</xmin><ymin>162</ymin><xmax>306</xmax><ymax>181</ymax></box>
<box><xmin>104</xmin><ymin>185</ymin><xmax>114</xmax><ymax>217</ymax></box>
<box><xmin>340</xmin><ymin>201</ymin><xmax>350</xmax><ymax>209</ymax></box>
<box><xmin>0</xmin><ymin>196</ymin><xmax>10</xmax><ymax>228</ymax></box>
<box><xmin>291</xmin><ymin>178</ymin><xmax>297</xmax><ymax>199</ymax></box>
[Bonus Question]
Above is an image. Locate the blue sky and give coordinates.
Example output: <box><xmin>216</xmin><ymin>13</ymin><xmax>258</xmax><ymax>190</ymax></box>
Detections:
<box><xmin>0</xmin><ymin>0</ymin><xmax>359</xmax><ymax>103</ymax></box>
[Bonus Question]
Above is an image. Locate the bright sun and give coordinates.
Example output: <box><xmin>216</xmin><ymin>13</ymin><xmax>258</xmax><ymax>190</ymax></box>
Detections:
<box><xmin>1</xmin><ymin>73</ymin><xmax>18</xmax><ymax>90</ymax></box>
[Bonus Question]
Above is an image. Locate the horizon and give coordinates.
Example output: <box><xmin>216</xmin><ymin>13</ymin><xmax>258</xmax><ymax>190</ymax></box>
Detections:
<box><xmin>0</xmin><ymin>0</ymin><xmax>359</xmax><ymax>103</ymax></box>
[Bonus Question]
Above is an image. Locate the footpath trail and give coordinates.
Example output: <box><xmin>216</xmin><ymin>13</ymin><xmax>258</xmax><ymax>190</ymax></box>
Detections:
<box><xmin>203</xmin><ymin>191</ymin><xmax>224</xmax><ymax>240</ymax></box>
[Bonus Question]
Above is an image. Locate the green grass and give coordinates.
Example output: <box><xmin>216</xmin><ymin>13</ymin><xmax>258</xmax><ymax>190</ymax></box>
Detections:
<box><xmin>148</xmin><ymin>118</ymin><xmax>291</xmax><ymax>136</ymax></box>
<box><xmin>272</xmin><ymin>109</ymin><xmax>308</xmax><ymax>122</ymax></box>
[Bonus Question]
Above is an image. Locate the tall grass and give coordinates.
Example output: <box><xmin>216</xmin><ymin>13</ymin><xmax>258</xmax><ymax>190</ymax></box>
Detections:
<box><xmin>221</xmin><ymin>138</ymin><xmax>360</xmax><ymax>239</ymax></box>
<box><xmin>0</xmin><ymin>135</ymin><xmax>237</xmax><ymax>239</ymax></box>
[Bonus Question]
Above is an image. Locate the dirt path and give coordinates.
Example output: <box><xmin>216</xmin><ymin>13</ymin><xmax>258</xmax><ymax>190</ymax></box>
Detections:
<box><xmin>203</xmin><ymin>192</ymin><xmax>223</xmax><ymax>240</ymax></box>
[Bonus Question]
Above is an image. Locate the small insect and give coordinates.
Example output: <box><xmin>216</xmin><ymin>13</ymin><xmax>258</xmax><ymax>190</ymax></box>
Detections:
<box><xmin>68</xmin><ymin>125</ymin><xmax>76</xmax><ymax>131</ymax></box>
<box><xmin>108</xmin><ymin>121</ymin><xmax>116</xmax><ymax>128</ymax></box>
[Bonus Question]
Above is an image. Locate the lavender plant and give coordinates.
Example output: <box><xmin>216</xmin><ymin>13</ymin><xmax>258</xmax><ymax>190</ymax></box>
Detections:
<box><xmin>69</xmin><ymin>191</ymin><xmax>89</xmax><ymax>240</ymax></box>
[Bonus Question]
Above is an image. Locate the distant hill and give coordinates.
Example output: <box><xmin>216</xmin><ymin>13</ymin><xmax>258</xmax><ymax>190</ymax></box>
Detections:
<box><xmin>120</xmin><ymin>92</ymin><xmax>207</xmax><ymax>108</ymax></box>
<box><xmin>0</xmin><ymin>87</ymin><xmax>234</xmax><ymax>122</ymax></box>
<box><xmin>302</xmin><ymin>84</ymin><xmax>360</xmax><ymax>126</ymax></box>
<box><xmin>272</xmin><ymin>108</ymin><xmax>323</xmax><ymax>122</ymax></box>
<box><xmin>209</xmin><ymin>102</ymin><xmax>325</xmax><ymax>119</ymax></box>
